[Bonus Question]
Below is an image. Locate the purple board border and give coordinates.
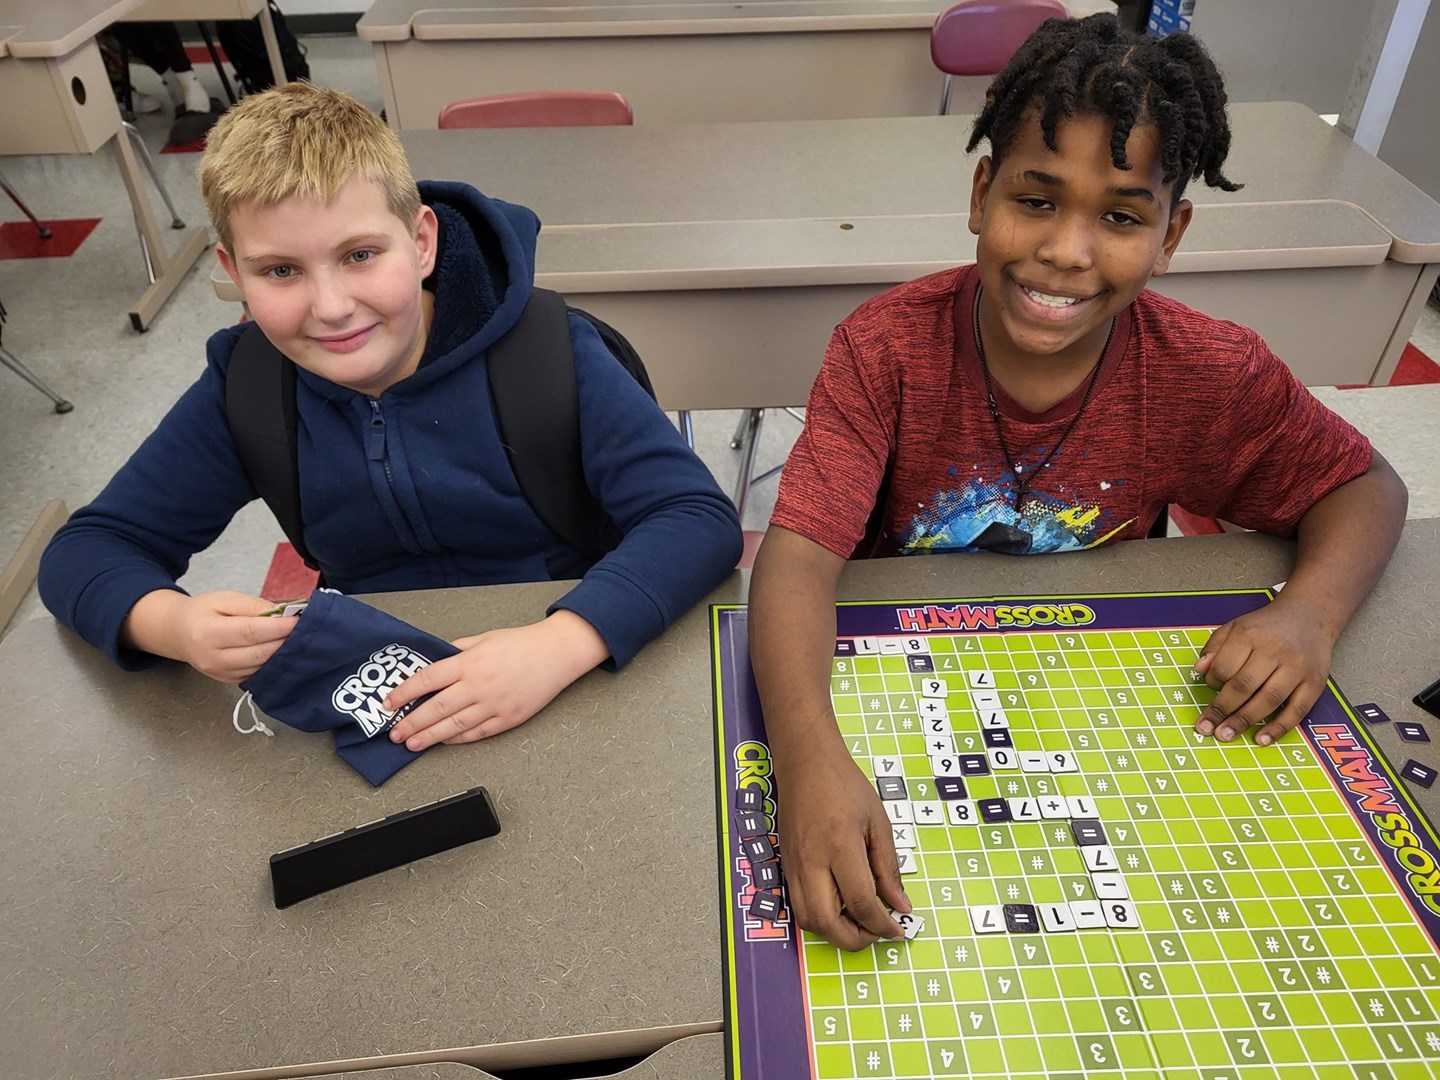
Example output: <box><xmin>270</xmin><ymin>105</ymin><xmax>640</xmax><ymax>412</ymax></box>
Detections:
<box><xmin>712</xmin><ymin>590</ymin><xmax>1440</xmax><ymax>1080</ymax></box>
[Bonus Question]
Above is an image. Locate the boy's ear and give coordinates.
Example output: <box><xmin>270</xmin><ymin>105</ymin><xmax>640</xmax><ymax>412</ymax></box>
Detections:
<box><xmin>215</xmin><ymin>242</ymin><xmax>242</xmax><ymax>289</ymax></box>
<box><xmin>414</xmin><ymin>205</ymin><xmax>439</xmax><ymax>277</ymax></box>
<box><xmin>968</xmin><ymin>157</ymin><xmax>993</xmax><ymax>237</ymax></box>
<box><xmin>1152</xmin><ymin>197</ymin><xmax>1193</xmax><ymax>276</ymax></box>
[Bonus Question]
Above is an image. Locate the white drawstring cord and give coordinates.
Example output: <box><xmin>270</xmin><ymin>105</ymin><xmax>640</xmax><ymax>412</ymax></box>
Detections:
<box><xmin>232</xmin><ymin>691</ymin><xmax>275</xmax><ymax>737</ymax></box>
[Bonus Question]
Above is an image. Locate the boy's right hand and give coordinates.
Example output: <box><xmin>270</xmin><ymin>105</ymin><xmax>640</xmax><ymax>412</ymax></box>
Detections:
<box><xmin>777</xmin><ymin>740</ymin><xmax>911</xmax><ymax>951</ymax></box>
<box><xmin>123</xmin><ymin>590</ymin><xmax>296</xmax><ymax>683</ymax></box>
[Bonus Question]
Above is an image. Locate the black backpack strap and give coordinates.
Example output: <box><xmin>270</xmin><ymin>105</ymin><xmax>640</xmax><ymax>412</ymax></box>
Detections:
<box><xmin>489</xmin><ymin>288</ymin><xmax>615</xmax><ymax>561</ymax></box>
<box><xmin>225</xmin><ymin>323</ymin><xmax>318</xmax><ymax>571</ymax></box>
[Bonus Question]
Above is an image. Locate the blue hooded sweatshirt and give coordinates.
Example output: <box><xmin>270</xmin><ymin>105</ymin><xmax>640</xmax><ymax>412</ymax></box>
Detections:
<box><xmin>39</xmin><ymin>181</ymin><xmax>742</xmax><ymax>670</ymax></box>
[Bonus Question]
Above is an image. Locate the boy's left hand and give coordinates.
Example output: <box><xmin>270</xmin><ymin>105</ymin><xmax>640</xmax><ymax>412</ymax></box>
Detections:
<box><xmin>382</xmin><ymin>611</ymin><xmax>609</xmax><ymax>751</ymax></box>
<box><xmin>1192</xmin><ymin>597</ymin><xmax>1333</xmax><ymax>746</ymax></box>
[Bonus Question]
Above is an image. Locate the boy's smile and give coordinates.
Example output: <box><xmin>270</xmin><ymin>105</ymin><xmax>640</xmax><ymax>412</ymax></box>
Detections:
<box><xmin>968</xmin><ymin>111</ymin><xmax>1192</xmax><ymax>393</ymax></box>
<box><xmin>217</xmin><ymin>176</ymin><xmax>438</xmax><ymax>398</ymax></box>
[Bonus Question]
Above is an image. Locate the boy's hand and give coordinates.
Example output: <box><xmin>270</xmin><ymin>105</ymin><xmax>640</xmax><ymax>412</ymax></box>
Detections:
<box><xmin>130</xmin><ymin>590</ymin><xmax>297</xmax><ymax>683</ymax></box>
<box><xmin>776</xmin><ymin>741</ymin><xmax>910</xmax><ymax>951</ymax></box>
<box><xmin>384</xmin><ymin>610</ymin><xmax>608</xmax><ymax>750</ymax></box>
<box><xmin>1192</xmin><ymin>597</ymin><xmax>1333</xmax><ymax>746</ymax></box>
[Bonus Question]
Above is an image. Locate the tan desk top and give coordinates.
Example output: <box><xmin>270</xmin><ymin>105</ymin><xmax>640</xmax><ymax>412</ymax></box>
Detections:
<box><xmin>207</xmin><ymin>200</ymin><xmax>1390</xmax><ymax>300</ymax></box>
<box><xmin>1</xmin><ymin>0</ymin><xmax>142</xmax><ymax>59</ymax></box>
<box><xmin>5</xmin><ymin>521</ymin><xmax>1440</xmax><ymax>1079</ymax></box>
<box><xmin>401</xmin><ymin>104</ymin><xmax>1439</xmax><ymax>276</ymax></box>
<box><xmin>124</xmin><ymin>0</ymin><xmax>266</xmax><ymax>20</ymax></box>
<box><xmin>359</xmin><ymin>0</ymin><xmax>1113</xmax><ymax>42</ymax></box>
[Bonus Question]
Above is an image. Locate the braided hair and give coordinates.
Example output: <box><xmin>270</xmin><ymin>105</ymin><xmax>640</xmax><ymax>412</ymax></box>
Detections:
<box><xmin>968</xmin><ymin>14</ymin><xmax>1241</xmax><ymax>203</ymax></box>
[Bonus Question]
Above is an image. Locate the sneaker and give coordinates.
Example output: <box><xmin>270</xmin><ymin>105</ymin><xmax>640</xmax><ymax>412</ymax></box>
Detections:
<box><xmin>164</xmin><ymin>70</ymin><xmax>212</xmax><ymax>115</ymax></box>
<box><xmin>130</xmin><ymin>91</ymin><xmax>164</xmax><ymax>115</ymax></box>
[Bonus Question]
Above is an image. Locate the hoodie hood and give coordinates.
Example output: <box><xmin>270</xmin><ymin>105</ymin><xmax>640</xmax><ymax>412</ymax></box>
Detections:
<box><xmin>296</xmin><ymin>180</ymin><xmax>540</xmax><ymax>402</ymax></box>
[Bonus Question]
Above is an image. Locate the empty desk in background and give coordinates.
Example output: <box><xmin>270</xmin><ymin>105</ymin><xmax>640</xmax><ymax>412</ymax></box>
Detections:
<box><xmin>358</xmin><ymin>0</ymin><xmax>1116</xmax><ymax>130</ymax></box>
<box><xmin>5</xmin><ymin>517</ymin><xmax>1439</xmax><ymax>1078</ymax></box>
<box><xmin>390</xmin><ymin>103</ymin><xmax>1440</xmax><ymax>411</ymax></box>
<box><xmin>0</xmin><ymin>0</ymin><xmax>209</xmax><ymax>330</ymax></box>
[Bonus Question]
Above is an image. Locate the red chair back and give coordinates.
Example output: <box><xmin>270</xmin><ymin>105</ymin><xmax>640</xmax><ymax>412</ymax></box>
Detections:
<box><xmin>438</xmin><ymin>91</ymin><xmax>634</xmax><ymax>129</ymax></box>
<box><xmin>930</xmin><ymin>0</ymin><xmax>1068</xmax><ymax>77</ymax></box>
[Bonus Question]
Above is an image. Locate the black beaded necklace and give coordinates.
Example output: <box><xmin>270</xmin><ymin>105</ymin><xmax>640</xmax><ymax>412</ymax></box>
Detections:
<box><xmin>972</xmin><ymin>286</ymin><xmax>1112</xmax><ymax>511</ymax></box>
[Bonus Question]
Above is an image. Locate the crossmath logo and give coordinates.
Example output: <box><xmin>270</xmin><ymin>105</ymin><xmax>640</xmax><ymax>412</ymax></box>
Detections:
<box><xmin>331</xmin><ymin>644</ymin><xmax>432</xmax><ymax>737</ymax></box>
<box><xmin>895</xmin><ymin>602</ymin><xmax>1096</xmax><ymax>633</ymax></box>
<box><xmin>1312</xmin><ymin>723</ymin><xmax>1440</xmax><ymax>917</ymax></box>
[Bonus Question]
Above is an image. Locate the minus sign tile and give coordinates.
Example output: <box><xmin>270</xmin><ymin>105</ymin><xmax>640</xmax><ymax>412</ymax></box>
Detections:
<box><xmin>1091</xmin><ymin>873</ymin><xmax>1129</xmax><ymax>900</ymax></box>
<box><xmin>1069</xmin><ymin>900</ymin><xmax>1106</xmax><ymax>929</ymax></box>
<box><xmin>1019</xmin><ymin>752</ymin><xmax>1049</xmax><ymax>773</ymax></box>
<box><xmin>1401</xmin><ymin>760</ymin><xmax>1438</xmax><ymax>789</ymax></box>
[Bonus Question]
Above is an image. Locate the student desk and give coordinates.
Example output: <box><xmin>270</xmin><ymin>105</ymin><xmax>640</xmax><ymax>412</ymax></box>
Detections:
<box><xmin>4</xmin><ymin>519</ymin><xmax>1438</xmax><ymax>1080</ymax></box>
<box><xmin>0</xmin><ymin>0</ymin><xmax>210</xmax><ymax>330</ymax></box>
<box><xmin>358</xmin><ymin>0</ymin><xmax>1116</xmax><ymax>131</ymax></box>
<box><xmin>385</xmin><ymin>102</ymin><xmax>1440</xmax><ymax>410</ymax></box>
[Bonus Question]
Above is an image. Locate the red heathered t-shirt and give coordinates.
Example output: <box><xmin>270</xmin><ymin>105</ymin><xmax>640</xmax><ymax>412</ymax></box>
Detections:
<box><xmin>772</xmin><ymin>265</ymin><xmax>1373</xmax><ymax>558</ymax></box>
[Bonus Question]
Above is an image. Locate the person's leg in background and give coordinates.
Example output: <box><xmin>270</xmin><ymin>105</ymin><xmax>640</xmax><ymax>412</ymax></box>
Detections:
<box><xmin>107</xmin><ymin>22</ymin><xmax>212</xmax><ymax>114</ymax></box>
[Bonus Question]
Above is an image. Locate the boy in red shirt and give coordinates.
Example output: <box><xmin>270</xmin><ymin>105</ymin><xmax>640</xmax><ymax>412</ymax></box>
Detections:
<box><xmin>749</xmin><ymin>15</ymin><xmax>1408</xmax><ymax>949</ymax></box>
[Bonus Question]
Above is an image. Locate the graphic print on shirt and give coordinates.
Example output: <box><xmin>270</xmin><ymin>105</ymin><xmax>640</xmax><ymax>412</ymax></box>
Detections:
<box><xmin>903</xmin><ymin>449</ymin><xmax>1136</xmax><ymax>555</ymax></box>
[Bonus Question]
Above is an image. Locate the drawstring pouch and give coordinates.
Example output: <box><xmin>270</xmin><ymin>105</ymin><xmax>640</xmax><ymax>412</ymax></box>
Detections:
<box><xmin>240</xmin><ymin>589</ymin><xmax>460</xmax><ymax>785</ymax></box>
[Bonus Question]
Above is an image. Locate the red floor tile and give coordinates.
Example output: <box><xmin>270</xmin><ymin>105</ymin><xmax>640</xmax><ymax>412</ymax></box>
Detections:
<box><xmin>1388</xmin><ymin>342</ymin><xmax>1440</xmax><ymax>386</ymax></box>
<box><xmin>0</xmin><ymin>218</ymin><xmax>100</xmax><ymax>260</ymax></box>
<box><xmin>261</xmin><ymin>543</ymin><xmax>320</xmax><ymax>602</ymax></box>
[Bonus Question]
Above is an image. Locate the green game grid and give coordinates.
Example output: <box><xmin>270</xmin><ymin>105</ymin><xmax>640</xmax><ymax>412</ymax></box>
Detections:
<box><xmin>803</xmin><ymin>619</ymin><xmax>1440</xmax><ymax>1080</ymax></box>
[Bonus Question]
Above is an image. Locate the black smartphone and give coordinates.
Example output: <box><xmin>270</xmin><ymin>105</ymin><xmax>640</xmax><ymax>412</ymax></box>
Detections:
<box><xmin>1417</xmin><ymin>678</ymin><xmax>1440</xmax><ymax>722</ymax></box>
<box><xmin>270</xmin><ymin>786</ymin><xmax>501</xmax><ymax>908</ymax></box>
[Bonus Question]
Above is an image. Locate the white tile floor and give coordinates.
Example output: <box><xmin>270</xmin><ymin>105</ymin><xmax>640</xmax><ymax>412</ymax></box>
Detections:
<box><xmin>2</xmin><ymin>32</ymin><xmax>1438</xmax><ymax>633</ymax></box>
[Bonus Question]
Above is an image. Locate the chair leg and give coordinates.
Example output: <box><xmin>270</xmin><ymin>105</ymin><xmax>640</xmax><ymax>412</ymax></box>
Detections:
<box><xmin>197</xmin><ymin>21</ymin><xmax>238</xmax><ymax>105</ymax></box>
<box><xmin>123</xmin><ymin>122</ymin><xmax>186</xmax><ymax>229</ymax></box>
<box><xmin>0</xmin><ymin>344</ymin><xmax>74</xmax><ymax>413</ymax></box>
<box><xmin>0</xmin><ymin>170</ymin><xmax>53</xmax><ymax>240</ymax></box>
<box><xmin>677</xmin><ymin>409</ymin><xmax>695</xmax><ymax>449</ymax></box>
<box><xmin>938</xmin><ymin>74</ymin><xmax>953</xmax><ymax>116</ymax></box>
<box><xmin>730</xmin><ymin>408</ymin><xmax>760</xmax><ymax>449</ymax></box>
<box><xmin>731</xmin><ymin>408</ymin><xmax>765</xmax><ymax>521</ymax></box>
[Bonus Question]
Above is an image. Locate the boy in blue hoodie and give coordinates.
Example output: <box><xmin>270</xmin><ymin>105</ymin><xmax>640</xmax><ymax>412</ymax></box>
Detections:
<box><xmin>39</xmin><ymin>83</ymin><xmax>742</xmax><ymax>750</ymax></box>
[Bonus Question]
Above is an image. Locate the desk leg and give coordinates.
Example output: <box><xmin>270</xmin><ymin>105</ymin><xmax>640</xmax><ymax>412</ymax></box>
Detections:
<box><xmin>112</xmin><ymin>132</ymin><xmax>210</xmax><ymax>332</ymax></box>
<box><xmin>1371</xmin><ymin>262</ymin><xmax>1440</xmax><ymax>384</ymax></box>
<box><xmin>258</xmin><ymin>4</ymin><xmax>289</xmax><ymax>88</ymax></box>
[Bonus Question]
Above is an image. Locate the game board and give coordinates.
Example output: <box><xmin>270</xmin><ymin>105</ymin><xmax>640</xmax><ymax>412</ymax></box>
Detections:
<box><xmin>713</xmin><ymin>590</ymin><xmax>1440</xmax><ymax>1080</ymax></box>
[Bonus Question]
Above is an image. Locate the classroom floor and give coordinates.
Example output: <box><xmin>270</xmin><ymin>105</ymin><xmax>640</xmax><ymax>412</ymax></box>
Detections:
<box><xmin>2</xmin><ymin>32</ymin><xmax>1438</xmax><ymax>634</ymax></box>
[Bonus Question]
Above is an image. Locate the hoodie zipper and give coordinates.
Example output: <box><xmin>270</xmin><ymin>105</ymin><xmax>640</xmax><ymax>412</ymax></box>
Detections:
<box><xmin>368</xmin><ymin>399</ymin><xmax>395</xmax><ymax>489</ymax></box>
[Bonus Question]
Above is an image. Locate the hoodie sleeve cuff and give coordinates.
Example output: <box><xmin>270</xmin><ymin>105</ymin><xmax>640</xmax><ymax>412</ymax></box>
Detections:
<box><xmin>74</xmin><ymin>569</ymin><xmax>188</xmax><ymax>671</ymax></box>
<box><xmin>546</xmin><ymin>567</ymin><xmax>667</xmax><ymax>671</ymax></box>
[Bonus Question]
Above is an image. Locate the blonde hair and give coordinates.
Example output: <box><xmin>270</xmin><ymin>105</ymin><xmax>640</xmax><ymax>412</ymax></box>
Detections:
<box><xmin>199</xmin><ymin>82</ymin><xmax>422</xmax><ymax>250</ymax></box>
